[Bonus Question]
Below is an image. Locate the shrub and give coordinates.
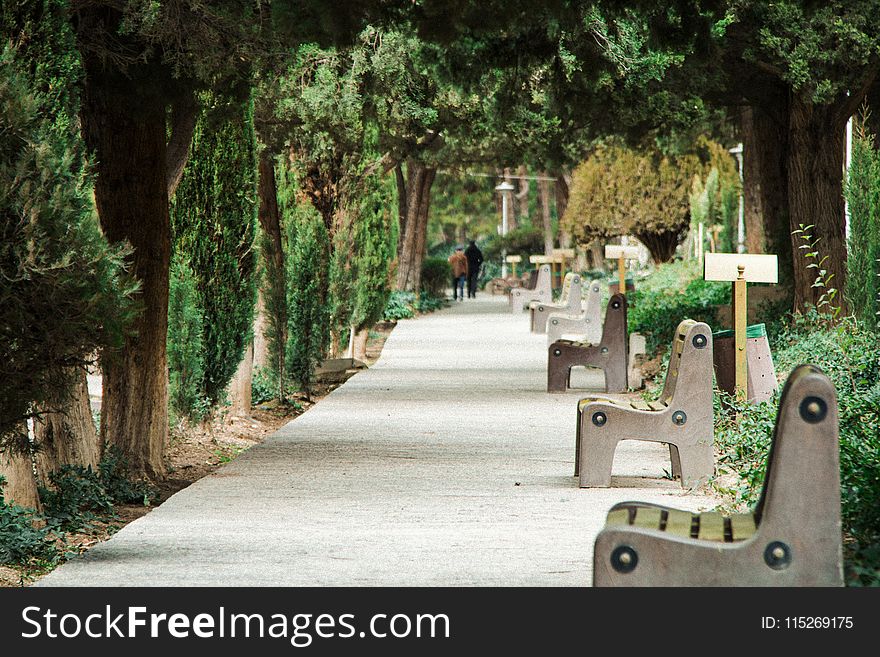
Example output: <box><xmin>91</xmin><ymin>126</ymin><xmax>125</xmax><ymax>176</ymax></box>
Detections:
<box><xmin>251</xmin><ymin>368</ymin><xmax>276</xmax><ymax>405</ymax></box>
<box><xmin>421</xmin><ymin>257</ymin><xmax>452</xmax><ymax>297</ymax></box>
<box><xmin>98</xmin><ymin>445</ymin><xmax>156</xmax><ymax>506</ymax></box>
<box><xmin>627</xmin><ymin>260</ymin><xmax>728</xmax><ymax>353</ymax></box>
<box><xmin>482</xmin><ymin>226</ymin><xmax>544</xmax><ymax>262</ymax></box>
<box><xmin>714</xmin><ymin>311</ymin><xmax>880</xmax><ymax>586</ymax></box>
<box><xmin>39</xmin><ymin>465</ymin><xmax>114</xmax><ymax>532</ymax></box>
<box><xmin>383</xmin><ymin>292</ymin><xmax>416</xmax><ymax>321</ymax></box>
<box><xmin>0</xmin><ymin>476</ymin><xmax>57</xmax><ymax>567</ymax></box>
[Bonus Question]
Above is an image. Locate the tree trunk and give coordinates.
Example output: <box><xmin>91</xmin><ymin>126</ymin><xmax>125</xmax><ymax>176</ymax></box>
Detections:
<box><xmin>80</xmin><ymin>64</ymin><xmax>170</xmax><ymax>480</ymax></box>
<box><xmin>33</xmin><ymin>368</ymin><xmax>99</xmax><ymax>485</ymax></box>
<box><xmin>741</xmin><ymin>105</ymin><xmax>793</xmax><ymax>287</ymax></box>
<box><xmin>555</xmin><ymin>171</ymin><xmax>573</xmax><ymax>247</ymax></box>
<box><xmin>787</xmin><ymin>94</ymin><xmax>848</xmax><ymax>314</ymax></box>
<box><xmin>538</xmin><ymin>173</ymin><xmax>554</xmax><ymax>254</ymax></box>
<box><xmin>0</xmin><ymin>446</ymin><xmax>40</xmax><ymax>511</ymax></box>
<box><xmin>257</xmin><ymin>150</ymin><xmax>286</xmax><ymax>388</ymax></box>
<box><xmin>227</xmin><ymin>342</ymin><xmax>253</xmax><ymax>418</ymax></box>
<box><xmin>395</xmin><ymin>160</ymin><xmax>436</xmax><ymax>291</ymax></box>
<box><xmin>353</xmin><ymin>328</ymin><xmax>370</xmax><ymax>362</ymax></box>
<box><xmin>166</xmin><ymin>90</ymin><xmax>199</xmax><ymax>199</ymax></box>
<box><xmin>516</xmin><ymin>165</ymin><xmax>530</xmax><ymax>224</ymax></box>
<box><xmin>634</xmin><ymin>229</ymin><xmax>681</xmax><ymax>264</ymax></box>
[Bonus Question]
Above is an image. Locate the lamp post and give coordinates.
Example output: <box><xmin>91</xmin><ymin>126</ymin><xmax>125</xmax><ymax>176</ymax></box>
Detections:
<box><xmin>729</xmin><ymin>143</ymin><xmax>745</xmax><ymax>253</ymax></box>
<box><xmin>495</xmin><ymin>181</ymin><xmax>515</xmax><ymax>277</ymax></box>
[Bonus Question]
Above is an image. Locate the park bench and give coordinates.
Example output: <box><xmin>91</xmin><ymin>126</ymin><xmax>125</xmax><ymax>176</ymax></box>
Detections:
<box><xmin>547</xmin><ymin>293</ymin><xmax>628</xmax><ymax>394</ymax></box>
<box><xmin>529</xmin><ymin>273</ymin><xmax>583</xmax><ymax>333</ymax></box>
<box><xmin>545</xmin><ymin>279</ymin><xmax>604</xmax><ymax>344</ymax></box>
<box><xmin>509</xmin><ymin>264</ymin><xmax>552</xmax><ymax>313</ymax></box>
<box><xmin>575</xmin><ymin>319</ymin><xmax>714</xmax><ymax>488</ymax></box>
<box><xmin>592</xmin><ymin>364</ymin><xmax>842</xmax><ymax>586</ymax></box>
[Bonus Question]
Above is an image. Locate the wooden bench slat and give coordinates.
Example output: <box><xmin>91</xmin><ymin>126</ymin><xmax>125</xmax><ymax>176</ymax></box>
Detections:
<box><xmin>729</xmin><ymin>513</ymin><xmax>757</xmax><ymax>541</ymax></box>
<box><xmin>605</xmin><ymin>509</ymin><xmax>630</xmax><ymax>527</ymax></box>
<box><xmin>664</xmin><ymin>510</ymin><xmax>694</xmax><ymax>537</ymax></box>
<box><xmin>632</xmin><ymin>507</ymin><xmax>662</xmax><ymax>530</ymax></box>
<box><xmin>630</xmin><ymin>399</ymin><xmax>652</xmax><ymax>411</ymax></box>
<box><xmin>697</xmin><ymin>512</ymin><xmax>725</xmax><ymax>541</ymax></box>
<box><xmin>647</xmin><ymin>400</ymin><xmax>669</xmax><ymax>411</ymax></box>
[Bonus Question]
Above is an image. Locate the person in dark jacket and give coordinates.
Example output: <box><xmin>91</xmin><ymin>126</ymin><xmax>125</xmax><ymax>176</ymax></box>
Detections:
<box><xmin>464</xmin><ymin>240</ymin><xmax>484</xmax><ymax>298</ymax></box>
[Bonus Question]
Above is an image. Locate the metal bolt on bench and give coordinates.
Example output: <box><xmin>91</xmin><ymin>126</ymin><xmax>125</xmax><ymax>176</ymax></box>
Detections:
<box><xmin>592</xmin><ymin>364</ymin><xmax>842</xmax><ymax>586</ymax></box>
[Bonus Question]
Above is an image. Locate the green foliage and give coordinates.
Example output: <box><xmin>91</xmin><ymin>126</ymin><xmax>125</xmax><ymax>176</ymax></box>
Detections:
<box><xmin>792</xmin><ymin>224</ymin><xmax>840</xmax><ymax>319</ymax></box>
<box><xmin>565</xmin><ymin>138</ymin><xmax>736</xmax><ymax>263</ymax></box>
<box><xmin>39</xmin><ymin>465</ymin><xmax>114</xmax><ymax>532</ymax></box>
<box><xmin>0</xmin><ymin>46</ymin><xmax>137</xmax><ymax>443</ymax></box>
<box><xmin>97</xmin><ymin>445</ymin><xmax>157</xmax><ymax>506</ymax></box>
<box><xmin>285</xmin><ymin>202</ymin><xmax>331</xmax><ymax>397</ymax></box>
<box><xmin>170</xmin><ymin>92</ymin><xmax>258</xmax><ymax>409</ymax></box>
<box><xmin>0</xmin><ymin>477</ymin><xmax>57</xmax><ymax>567</ymax></box>
<box><xmin>627</xmin><ymin>260</ymin><xmax>728</xmax><ymax>353</ymax></box>
<box><xmin>383</xmin><ymin>291</ymin><xmax>416</xmax><ymax>321</ymax></box>
<box><xmin>844</xmin><ymin>116</ymin><xmax>880</xmax><ymax>328</ymax></box>
<box><xmin>251</xmin><ymin>368</ymin><xmax>276</xmax><ymax>406</ymax></box>
<box><xmin>715</xmin><ymin>312</ymin><xmax>880</xmax><ymax>586</ymax></box>
<box><xmin>421</xmin><ymin>257</ymin><xmax>452</xmax><ymax>297</ymax></box>
<box><xmin>167</xmin><ymin>253</ymin><xmax>208</xmax><ymax>422</ymax></box>
<box><xmin>482</xmin><ymin>226</ymin><xmax>544</xmax><ymax>262</ymax></box>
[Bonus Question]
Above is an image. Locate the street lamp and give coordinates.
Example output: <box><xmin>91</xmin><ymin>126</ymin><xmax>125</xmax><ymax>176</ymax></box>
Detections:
<box><xmin>495</xmin><ymin>181</ymin><xmax>515</xmax><ymax>277</ymax></box>
<box><xmin>729</xmin><ymin>143</ymin><xmax>745</xmax><ymax>253</ymax></box>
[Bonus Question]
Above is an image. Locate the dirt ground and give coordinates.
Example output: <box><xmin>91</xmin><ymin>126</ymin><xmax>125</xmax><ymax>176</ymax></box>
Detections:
<box><xmin>0</xmin><ymin>323</ymin><xmax>395</xmax><ymax>587</ymax></box>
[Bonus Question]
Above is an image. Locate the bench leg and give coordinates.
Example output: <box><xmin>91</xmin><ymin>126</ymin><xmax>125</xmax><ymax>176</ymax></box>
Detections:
<box><xmin>604</xmin><ymin>358</ymin><xmax>628</xmax><ymax>393</ymax></box>
<box><xmin>578</xmin><ymin>431</ymin><xmax>617</xmax><ymax>488</ymax></box>
<box><xmin>669</xmin><ymin>444</ymin><xmax>681</xmax><ymax>479</ymax></box>
<box><xmin>674</xmin><ymin>443</ymin><xmax>714</xmax><ymax>488</ymax></box>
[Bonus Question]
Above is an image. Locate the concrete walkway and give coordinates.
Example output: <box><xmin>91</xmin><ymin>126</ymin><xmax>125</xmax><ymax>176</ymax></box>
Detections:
<box><xmin>38</xmin><ymin>296</ymin><xmax>719</xmax><ymax>586</ymax></box>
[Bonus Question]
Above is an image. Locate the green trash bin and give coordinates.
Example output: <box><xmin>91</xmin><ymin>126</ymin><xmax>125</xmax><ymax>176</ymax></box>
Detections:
<box><xmin>712</xmin><ymin>323</ymin><xmax>777</xmax><ymax>403</ymax></box>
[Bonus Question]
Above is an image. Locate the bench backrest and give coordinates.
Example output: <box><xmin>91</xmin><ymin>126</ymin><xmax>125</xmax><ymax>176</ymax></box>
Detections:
<box><xmin>659</xmin><ymin>319</ymin><xmax>712</xmax><ymax>404</ymax></box>
<box><xmin>558</xmin><ymin>273</ymin><xmax>582</xmax><ymax>308</ymax></box>
<box><xmin>753</xmin><ymin>365</ymin><xmax>841</xmax><ymax>570</ymax></box>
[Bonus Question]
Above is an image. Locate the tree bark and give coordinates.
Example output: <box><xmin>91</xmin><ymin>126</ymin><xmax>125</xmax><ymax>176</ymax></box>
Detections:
<box><xmin>166</xmin><ymin>90</ymin><xmax>199</xmax><ymax>199</ymax></box>
<box><xmin>516</xmin><ymin>165</ymin><xmax>530</xmax><ymax>224</ymax></box>
<box><xmin>395</xmin><ymin>160</ymin><xmax>436</xmax><ymax>291</ymax></box>
<box><xmin>81</xmin><ymin>65</ymin><xmax>170</xmax><ymax>480</ymax></box>
<box><xmin>227</xmin><ymin>342</ymin><xmax>252</xmax><ymax>418</ymax></box>
<box><xmin>257</xmin><ymin>150</ymin><xmax>286</xmax><ymax>386</ymax></box>
<box><xmin>555</xmin><ymin>170</ymin><xmax>573</xmax><ymax>248</ymax></box>
<box><xmin>0</xmin><ymin>446</ymin><xmax>40</xmax><ymax>511</ymax></box>
<box><xmin>741</xmin><ymin>105</ymin><xmax>793</xmax><ymax>287</ymax></box>
<box><xmin>633</xmin><ymin>229</ymin><xmax>681</xmax><ymax>264</ymax></box>
<box><xmin>353</xmin><ymin>328</ymin><xmax>370</xmax><ymax>362</ymax></box>
<box><xmin>34</xmin><ymin>368</ymin><xmax>99</xmax><ymax>485</ymax></box>
<box><xmin>787</xmin><ymin>94</ymin><xmax>849</xmax><ymax>314</ymax></box>
<box><xmin>538</xmin><ymin>173</ymin><xmax>554</xmax><ymax>254</ymax></box>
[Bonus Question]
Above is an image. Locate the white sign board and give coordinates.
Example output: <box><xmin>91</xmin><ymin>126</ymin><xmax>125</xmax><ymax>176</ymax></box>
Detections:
<box><xmin>505</xmin><ymin>255</ymin><xmax>522</xmax><ymax>263</ymax></box>
<box><xmin>605</xmin><ymin>245</ymin><xmax>639</xmax><ymax>260</ymax></box>
<box><xmin>704</xmin><ymin>253</ymin><xmax>779</xmax><ymax>283</ymax></box>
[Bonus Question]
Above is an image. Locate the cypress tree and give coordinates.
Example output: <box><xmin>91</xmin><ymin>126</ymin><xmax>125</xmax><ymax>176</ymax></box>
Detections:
<box><xmin>169</xmin><ymin>93</ymin><xmax>258</xmax><ymax>410</ymax></box>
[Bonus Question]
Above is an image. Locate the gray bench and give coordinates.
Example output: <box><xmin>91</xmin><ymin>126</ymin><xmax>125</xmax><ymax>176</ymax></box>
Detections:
<box><xmin>509</xmin><ymin>264</ymin><xmax>552</xmax><ymax>313</ymax></box>
<box><xmin>575</xmin><ymin>319</ymin><xmax>714</xmax><ymax>488</ymax></box>
<box><xmin>592</xmin><ymin>364</ymin><xmax>842</xmax><ymax>586</ymax></box>
<box><xmin>545</xmin><ymin>280</ymin><xmax>604</xmax><ymax>344</ymax></box>
<box><xmin>530</xmin><ymin>273</ymin><xmax>583</xmax><ymax>333</ymax></box>
<box><xmin>547</xmin><ymin>293</ymin><xmax>628</xmax><ymax>394</ymax></box>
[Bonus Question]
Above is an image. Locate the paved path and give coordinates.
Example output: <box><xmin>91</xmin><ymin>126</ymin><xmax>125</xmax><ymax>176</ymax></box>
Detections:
<box><xmin>38</xmin><ymin>296</ymin><xmax>719</xmax><ymax>586</ymax></box>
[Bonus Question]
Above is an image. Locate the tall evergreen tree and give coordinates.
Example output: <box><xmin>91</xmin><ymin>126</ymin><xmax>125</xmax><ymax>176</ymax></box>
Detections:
<box><xmin>170</xmin><ymin>94</ymin><xmax>258</xmax><ymax>410</ymax></box>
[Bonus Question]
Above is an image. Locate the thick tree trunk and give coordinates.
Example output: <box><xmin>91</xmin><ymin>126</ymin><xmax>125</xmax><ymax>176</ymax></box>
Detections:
<box><xmin>166</xmin><ymin>90</ymin><xmax>199</xmax><ymax>199</ymax></box>
<box><xmin>538</xmin><ymin>173</ymin><xmax>554</xmax><ymax>254</ymax></box>
<box><xmin>516</xmin><ymin>165</ymin><xmax>530</xmax><ymax>224</ymax></box>
<box><xmin>81</xmin><ymin>67</ymin><xmax>170</xmax><ymax>480</ymax></box>
<box><xmin>395</xmin><ymin>160</ymin><xmax>436</xmax><ymax>291</ymax></box>
<box><xmin>787</xmin><ymin>94</ymin><xmax>848</xmax><ymax>314</ymax></box>
<box><xmin>34</xmin><ymin>368</ymin><xmax>99</xmax><ymax>485</ymax></box>
<box><xmin>634</xmin><ymin>229</ymin><xmax>681</xmax><ymax>264</ymax></box>
<box><xmin>0</xmin><ymin>446</ymin><xmax>40</xmax><ymax>511</ymax></box>
<box><xmin>257</xmin><ymin>151</ymin><xmax>286</xmax><ymax>386</ymax></box>
<box><xmin>353</xmin><ymin>328</ymin><xmax>370</xmax><ymax>362</ymax></box>
<box><xmin>741</xmin><ymin>105</ymin><xmax>793</xmax><ymax>287</ymax></box>
<box><xmin>555</xmin><ymin>171</ymin><xmax>573</xmax><ymax>248</ymax></box>
<box><xmin>227</xmin><ymin>342</ymin><xmax>253</xmax><ymax>418</ymax></box>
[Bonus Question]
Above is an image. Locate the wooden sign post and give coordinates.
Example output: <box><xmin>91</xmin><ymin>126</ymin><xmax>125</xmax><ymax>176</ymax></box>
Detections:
<box><xmin>505</xmin><ymin>254</ymin><xmax>522</xmax><ymax>278</ymax></box>
<box><xmin>704</xmin><ymin>253</ymin><xmax>778</xmax><ymax>402</ymax></box>
<box><xmin>604</xmin><ymin>244</ymin><xmax>639</xmax><ymax>295</ymax></box>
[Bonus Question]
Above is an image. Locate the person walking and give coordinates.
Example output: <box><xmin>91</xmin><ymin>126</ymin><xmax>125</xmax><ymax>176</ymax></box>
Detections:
<box><xmin>448</xmin><ymin>246</ymin><xmax>468</xmax><ymax>301</ymax></box>
<box><xmin>464</xmin><ymin>239</ymin><xmax>484</xmax><ymax>298</ymax></box>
